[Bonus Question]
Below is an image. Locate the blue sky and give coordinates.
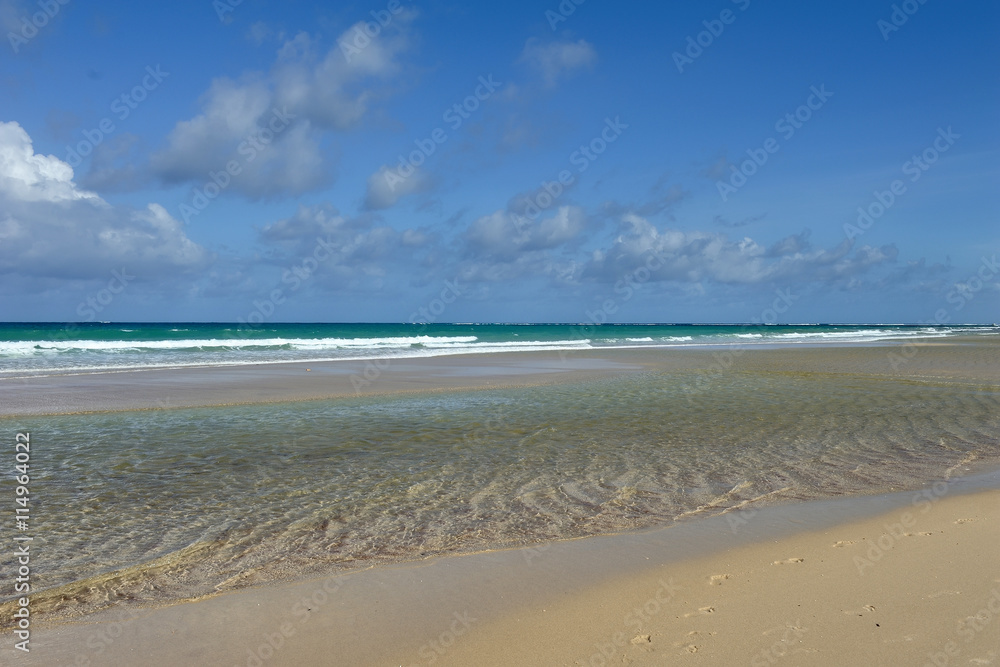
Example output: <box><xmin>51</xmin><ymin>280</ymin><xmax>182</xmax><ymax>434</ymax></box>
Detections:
<box><xmin>1</xmin><ymin>0</ymin><xmax>997</xmax><ymax>323</ymax></box>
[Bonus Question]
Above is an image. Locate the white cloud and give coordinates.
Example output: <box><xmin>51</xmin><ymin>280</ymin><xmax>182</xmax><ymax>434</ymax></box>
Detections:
<box><xmin>150</xmin><ymin>78</ymin><xmax>327</xmax><ymax>198</ymax></box>
<box><xmin>78</xmin><ymin>133</ymin><xmax>146</xmax><ymax>193</ymax></box>
<box><xmin>0</xmin><ymin>121</ymin><xmax>209</xmax><ymax>280</ymax></box>
<box><xmin>452</xmin><ymin>204</ymin><xmax>899</xmax><ymax>290</ymax></box>
<box><xmin>151</xmin><ymin>16</ymin><xmax>415</xmax><ymax>198</ymax></box>
<box><xmin>246</xmin><ymin>21</ymin><xmax>273</xmax><ymax>46</ymax></box>
<box><xmin>520</xmin><ymin>38</ymin><xmax>597</xmax><ymax>87</ymax></box>
<box><xmin>257</xmin><ymin>203</ymin><xmax>428</xmax><ymax>288</ymax></box>
<box><xmin>0</xmin><ymin>121</ymin><xmax>98</xmax><ymax>203</ymax></box>
<box><xmin>464</xmin><ymin>205</ymin><xmax>585</xmax><ymax>261</ymax></box>
<box><xmin>583</xmin><ymin>213</ymin><xmax>896</xmax><ymax>286</ymax></box>
<box><xmin>363</xmin><ymin>164</ymin><xmax>433</xmax><ymax>210</ymax></box>
<box><xmin>455</xmin><ymin>206</ymin><xmax>587</xmax><ymax>284</ymax></box>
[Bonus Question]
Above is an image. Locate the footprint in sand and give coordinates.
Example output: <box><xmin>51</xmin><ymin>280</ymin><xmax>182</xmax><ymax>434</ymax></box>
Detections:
<box><xmin>904</xmin><ymin>532</ymin><xmax>933</xmax><ymax>537</ymax></box>
<box><xmin>772</xmin><ymin>557</ymin><xmax>805</xmax><ymax>565</ymax></box>
<box><xmin>969</xmin><ymin>651</ymin><xmax>998</xmax><ymax>665</ymax></box>
<box><xmin>928</xmin><ymin>590</ymin><xmax>961</xmax><ymax>599</ymax></box>
<box><xmin>631</xmin><ymin>634</ymin><xmax>651</xmax><ymax>645</ymax></box>
<box><xmin>709</xmin><ymin>574</ymin><xmax>731</xmax><ymax>585</ymax></box>
<box><xmin>683</xmin><ymin>606</ymin><xmax>715</xmax><ymax>617</ymax></box>
<box><xmin>863</xmin><ymin>605</ymin><xmax>876</xmax><ymax>612</ymax></box>
<box><xmin>955</xmin><ymin>518</ymin><xmax>976</xmax><ymax>524</ymax></box>
<box><xmin>832</xmin><ymin>540</ymin><xmax>856</xmax><ymax>547</ymax></box>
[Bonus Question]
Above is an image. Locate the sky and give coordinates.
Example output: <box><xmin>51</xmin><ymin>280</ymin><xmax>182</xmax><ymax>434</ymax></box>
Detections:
<box><xmin>0</xmin><ymin>0</ymin><xmax>997</xmax><ymax>324</ymax></box>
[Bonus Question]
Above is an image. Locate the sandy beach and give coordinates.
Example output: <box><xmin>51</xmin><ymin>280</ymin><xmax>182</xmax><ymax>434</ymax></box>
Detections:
<box><xmin>5</xmin><ymin>0</ymin><xmax>997</xmax><ymax>659</ymax></box>
<box><xmin>3</xmin><ymin>338</ymin><xmax>999</xmax><ymax>665</ymax></box>
<box><xmin>8</xmin><ymin>479</ymin><xmax>998</xmax><ymax>666</ymax></box>
<box><xmin>2</xmin><ymin>337</ymin><xmax>998</xmax><ymax>417</ymax></box>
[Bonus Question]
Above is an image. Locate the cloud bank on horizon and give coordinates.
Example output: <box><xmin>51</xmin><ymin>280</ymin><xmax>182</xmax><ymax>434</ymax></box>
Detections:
<box><xmin>1</xmin><ymin>0</ymin><xmax>997</xmax><ymax>323</ymax></box>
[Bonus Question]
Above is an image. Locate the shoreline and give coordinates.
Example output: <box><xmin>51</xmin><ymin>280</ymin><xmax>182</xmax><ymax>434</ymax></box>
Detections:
<box><xmin>3</xmin><ymin>337</ymin><xmax>998</xmax><ymax>417</ymax></box>
<box><xmin>3</xmin><ymin>336</ymin><xmax>998</xmax><ymax>664</ymax></box>
<box><xmin>10</xmin><ymin>472</ymin><xmax>1000</xmax><ymax>666</ymax></box>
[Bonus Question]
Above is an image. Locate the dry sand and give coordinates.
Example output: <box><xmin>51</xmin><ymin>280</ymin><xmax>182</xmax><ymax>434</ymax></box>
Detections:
<box><xmin>428</xmin><ymin>488</ymin><xmax>1000</xmax><ymax>667</ymax></box>
<box><xmin>10</xmin><ymin>482</ymin><xmax>998</xmax><ymax>666</ymax></box>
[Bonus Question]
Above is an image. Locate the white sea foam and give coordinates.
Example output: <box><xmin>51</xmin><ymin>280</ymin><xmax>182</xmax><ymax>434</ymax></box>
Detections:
<box><xmin>0</xmin><ymin>326</ymin><xmax>992</xmax><ymax>376</ymax></box>
<box><xmin>0</xmin><ymin>335</ymin><xmax>481</xmax><ymax>355</ymax></box>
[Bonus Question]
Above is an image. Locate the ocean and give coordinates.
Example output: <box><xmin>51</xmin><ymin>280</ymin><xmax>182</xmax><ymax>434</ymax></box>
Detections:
<box><xmin>2</xmin><ymin>323</ymin><xmax>999</xmax><ymax>626</ymax></box>
<box><xmin>1</xmin><ymin>322</ymin><xmax>996</xmax><ymax>377</ymax></box>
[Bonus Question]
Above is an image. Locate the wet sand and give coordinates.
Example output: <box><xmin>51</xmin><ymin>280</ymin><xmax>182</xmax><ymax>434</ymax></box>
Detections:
<box><xmin>9</xmin><ymin>477</ymin><xmax>999</xmax><ymax>666</ymax></box>
<box><xmin>2</xmin><ymin>336</ymin><xmax>997</xmax><ymax>416</ymax></box>
<box><xmin>3</xmin><ymin>337</ymin><xmax>999</xmax><ymax>664</ymax></box>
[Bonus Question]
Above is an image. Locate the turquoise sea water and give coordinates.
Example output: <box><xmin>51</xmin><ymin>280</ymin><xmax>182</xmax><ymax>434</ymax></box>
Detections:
<box><xmin>0</xmin><ymin>322</ymin><xmax>996</xmax><ymax>377</ymax></box>
<box><xmin>1</xmin><ymin>324</ymin><xmax>999</xmax><ymax>625</ymax></box>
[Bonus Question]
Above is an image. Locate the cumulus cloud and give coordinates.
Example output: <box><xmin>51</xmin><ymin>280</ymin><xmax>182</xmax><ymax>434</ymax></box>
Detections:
<box><xmin>150</xmin><ymin>78</ymin><xmax>326</xmax><ymax>198</ymax></box>
<box><xmin>0</xmin><ymin>122</ymin><xmax>97</xmax><ymax>204</ymax></box>
<box><xmin>78</xmin><ymin>133</ymin><xmax>148</xmax><ymax>193</ymax></box>
<box><xmin>582</xmin><ymin>213</ymin><xmax>896</xmax><ymax>286</ymax></box>
<box><xmin>464</xmin><ymin>205</ymin><xmax>585</xmax><ymax>261</ymax></box>
<box><xmin>520</xmin><ymin>38</ymin><xmax>597</xmax><ymax>87</ymax></box>
<box><xmin>257</xmin><ymin>203</ymin><xmax>428</xmax><ymax>288</ymax></box>
<box><xmin>363</xmin><ymin>164</ymin><xmax>433</xmax><ymax>210</ymax></box>
<box><xmin>150</xmin><ymin>15</ymin><xmax>415</xmax><ymax>198</ymax></box>
<box><xmin>0</xmin><ymin>121</ymin><xmax>209</xmax><ymax>281</ymax></box>
<box><xmin>455</xmin><ymin>205</ymin><xmax>587</xmax><ymax>283</ymax></box>
<box><xmin>598</xmin><ymin>182</ymin><xmax>687</xmax><ymax>219</ymax></box>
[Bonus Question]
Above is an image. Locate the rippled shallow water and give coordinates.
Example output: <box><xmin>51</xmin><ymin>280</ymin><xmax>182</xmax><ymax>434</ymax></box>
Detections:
<box><xmin>3</xmin><ymin>363</ymin><xmax>1000</xmax><ymax>623</ymax></box>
